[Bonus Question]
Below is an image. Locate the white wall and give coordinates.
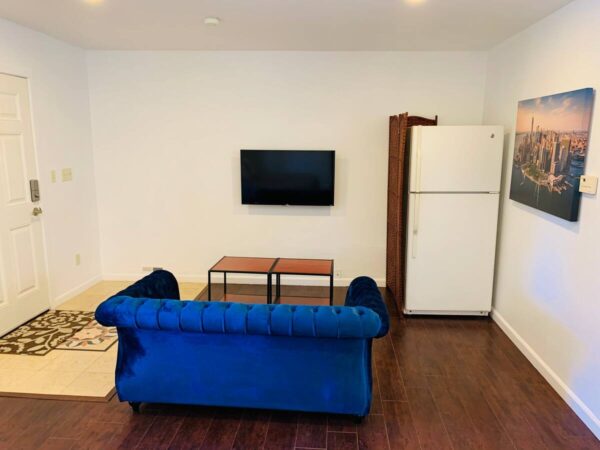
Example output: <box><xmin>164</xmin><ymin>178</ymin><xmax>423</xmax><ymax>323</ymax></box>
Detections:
<box><xmin>483</xmin><ymin>0</ymin><xmax>600</xmax><ymax>437</ymax></box>
<box><xmin>87</xmin><ymin>51</ymin><xmax>487</xmax><ymax>284</ymax></box>
<box><xmin>2</xmin><ymin>2</ymin><xmax>598</xmax><ymax>437</ymax></box>
<box><xmin>0</xmin><ymin>18</ymin><xmax>101</xmax><ymax>305</ymax></box>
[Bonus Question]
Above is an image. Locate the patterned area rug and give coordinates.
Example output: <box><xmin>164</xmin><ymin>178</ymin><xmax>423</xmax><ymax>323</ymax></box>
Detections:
<box><xmin>0</xmin><ymin>310</ymin><xmax>94</xmax><ymax>356</ymax></box>
<box><xmin>56</xmin><ymin>320</ymin><xmax>117</xmax><ymax>352</ymax></box>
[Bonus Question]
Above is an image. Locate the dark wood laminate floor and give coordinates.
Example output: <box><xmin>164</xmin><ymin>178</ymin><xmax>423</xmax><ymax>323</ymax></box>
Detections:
<box><xmin>0</xmin><ymin>284</ymin><xmax>598</xmax><ymax>449</ymax></box>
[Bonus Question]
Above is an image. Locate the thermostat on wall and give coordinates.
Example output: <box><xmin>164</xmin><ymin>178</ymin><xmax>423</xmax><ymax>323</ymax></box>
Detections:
<box><xmin>580</xmin><ymin>175</ymin><xmax>598</xmax><ymax>195</ymax></box>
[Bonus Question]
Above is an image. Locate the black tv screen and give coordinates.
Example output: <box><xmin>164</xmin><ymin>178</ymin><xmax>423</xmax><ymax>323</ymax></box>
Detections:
<box><xmin>241</xmin><ymin>150</ymin><xmax>335</xmax><ymax>206</ymax></box>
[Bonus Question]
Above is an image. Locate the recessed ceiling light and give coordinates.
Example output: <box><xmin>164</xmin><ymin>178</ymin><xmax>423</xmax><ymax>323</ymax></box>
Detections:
<box><xmin>405</xmin><ymin>0</ymin><xmax>426</xmax><ymax>5</ymax></box>
<box><xmin>83</xmin><ymin>0</ymin><xmax>104</xmax><ymax>5</ymax></box>
<box><xmin>204</xmin><ymin>17</ymin><xmax>221</xmax><ymax>26</ymax></box>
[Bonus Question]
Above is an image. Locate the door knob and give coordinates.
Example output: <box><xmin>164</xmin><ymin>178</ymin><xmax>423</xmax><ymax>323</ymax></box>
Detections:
<box><xmin>32</xmin><ymin>207</ymin><xmax>43</xmax><ymax>216</ymax></box>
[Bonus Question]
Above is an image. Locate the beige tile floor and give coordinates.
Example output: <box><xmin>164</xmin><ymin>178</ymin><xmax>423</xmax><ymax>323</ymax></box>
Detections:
<box><xmin>0</xmin><ymin>280</ymin><xmax>206</xmax><ymax>400</ymax></box>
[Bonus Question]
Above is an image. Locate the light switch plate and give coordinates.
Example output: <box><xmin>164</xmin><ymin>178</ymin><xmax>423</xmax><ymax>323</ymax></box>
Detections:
<box><xmin>62</xmin><ymin>168</ymin><xmax>73</xmax><ymax>182</ymax></box>
<box><xmin>580</xmin><ymin>175</ymin><xmax>598</xmax><ymax>195</ymax></box>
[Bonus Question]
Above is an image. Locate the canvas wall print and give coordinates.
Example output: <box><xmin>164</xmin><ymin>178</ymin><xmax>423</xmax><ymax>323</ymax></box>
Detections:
<box><xmin>510</xmin><ymin>88</ymin><xmax>594</xmax><ymax>221</ymax></box>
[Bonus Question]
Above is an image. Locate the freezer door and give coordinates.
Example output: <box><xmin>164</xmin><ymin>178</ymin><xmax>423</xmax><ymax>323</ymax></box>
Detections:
<box><xmin>409</xmin><ymin>126</ymin><xmax>504</xmax><ymax>193</ymax></box>
<box><xmin>405</xmin><ymin>193</ymin><xmax>499</xmax><ymax>314</ymax></box>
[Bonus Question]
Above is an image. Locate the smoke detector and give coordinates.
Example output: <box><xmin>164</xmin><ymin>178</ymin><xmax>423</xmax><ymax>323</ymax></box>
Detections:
<box><xmin>204</xmin><ymin>17</ymin><xmax>221</xmax><ymax>26</ymax></box>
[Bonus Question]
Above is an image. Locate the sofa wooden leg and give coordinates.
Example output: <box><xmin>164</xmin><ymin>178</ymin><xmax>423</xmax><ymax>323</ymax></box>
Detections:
<box><xmin>129</xmin><ymin>402</ymin><xmax>141</xmax><ymax>413</ymax></box>
<box><xmin>353</xmin><ymin>415</ymin><xmax>364</xmax><ymax>424</ymax></box>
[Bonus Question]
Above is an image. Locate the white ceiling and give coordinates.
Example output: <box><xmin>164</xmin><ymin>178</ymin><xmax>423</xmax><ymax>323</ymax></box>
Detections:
<box><xmin>0</xmin><ymin>0</ymin><xmax>575</xmax><ymax>51</ymax></box>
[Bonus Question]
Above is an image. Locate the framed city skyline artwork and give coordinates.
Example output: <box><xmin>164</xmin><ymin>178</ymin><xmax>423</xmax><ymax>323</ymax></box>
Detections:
<box><xmin>510</xmin><ymin>88</ymin><xmax>595</xmax><ymax>221</ymax></box>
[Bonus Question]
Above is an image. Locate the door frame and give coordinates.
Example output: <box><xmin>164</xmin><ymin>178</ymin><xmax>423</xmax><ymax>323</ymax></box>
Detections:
<box><xmin>0</xmin><ymin>66</ymin><xmax>52</xmax><ymax>317</ymax></box>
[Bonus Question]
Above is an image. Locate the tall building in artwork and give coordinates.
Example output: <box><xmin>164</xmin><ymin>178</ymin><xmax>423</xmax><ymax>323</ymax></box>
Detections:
<box><xmin>559</xmin><ymin>137</ymin><xmax>571</xmax><ymax>172</ymax></box>
<box><xmin>530</xmin><ymin>116</ymin><xmax>535</xmax><ymax>146</ymax></box>
<box><xmin>542</xmin><ymin>147</ymin><xmax>551</xmax><ymax>172</ymax></box>
<box><xmin>549</xmin><ymin>141</ymin><xmax>561</xmax><ymax>176</ymax></box>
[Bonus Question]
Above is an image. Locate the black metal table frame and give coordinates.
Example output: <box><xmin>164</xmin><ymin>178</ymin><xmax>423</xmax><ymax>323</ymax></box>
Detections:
<box><xmin>207</xmin><ymin>257</ymin><xmax>334</xmax><ymax>305</ymax></box>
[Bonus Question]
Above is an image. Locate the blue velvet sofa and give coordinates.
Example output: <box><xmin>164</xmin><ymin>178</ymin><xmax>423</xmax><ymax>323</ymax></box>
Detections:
<box><xmin>95</xmin><ymin>270</ymin><xmax>389</xmax><ymax>418</ymax></box>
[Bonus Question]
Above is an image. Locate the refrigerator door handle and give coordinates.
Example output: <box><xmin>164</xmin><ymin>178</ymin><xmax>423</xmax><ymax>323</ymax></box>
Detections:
<box><xmin>411</xmin><ymin>194</ymin><xmax>420</xmax><ymax>259</ymax></box>
<box><xmin>414</xmin><ymin>127</ymin><xmax>423</xmax><ymax>193</ymax></box>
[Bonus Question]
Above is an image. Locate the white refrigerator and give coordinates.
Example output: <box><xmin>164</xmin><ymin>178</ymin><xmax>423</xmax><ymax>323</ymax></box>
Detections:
<box><xmin>404</xmin><ymin>125</ymin><xmax>504</xmax><ymax>315</ymax></box>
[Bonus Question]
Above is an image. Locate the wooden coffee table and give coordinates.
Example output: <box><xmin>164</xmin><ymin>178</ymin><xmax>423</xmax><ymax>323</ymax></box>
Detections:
<box><xmin>208</xmin><ymin>256</ymin><xmax>278</xmax><ymax>303</ymax></box>
<box><xmin>207</xmin><ymin>256</ymin><xmax>334</xmax><ymax>305</ymax></box>
<box><xmin>271</xmin><ymin>258</ymin><xmax>334</xmax><ymax>306</ymax></box>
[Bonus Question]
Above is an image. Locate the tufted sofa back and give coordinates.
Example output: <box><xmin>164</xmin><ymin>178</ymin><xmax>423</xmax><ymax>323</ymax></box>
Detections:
<box><xmin>96</xmin><ymin>298</ymin><xmax>382</xmax><ymax>339</ymax></box>
<box><xmin>96</xmin><ymin>270</ymin><xmax>388</xmax><ymax>340</ymax></box>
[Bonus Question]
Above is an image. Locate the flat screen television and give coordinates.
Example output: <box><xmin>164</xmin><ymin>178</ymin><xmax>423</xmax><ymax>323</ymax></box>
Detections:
<box><xmin>241</xmin><ymin>150</ymin><xmax>335</xmax><ymax>206</ymax></box>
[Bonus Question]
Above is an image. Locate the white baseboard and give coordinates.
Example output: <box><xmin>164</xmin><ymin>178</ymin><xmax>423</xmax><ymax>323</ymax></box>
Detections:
<box><xmin>51</xmin><ymin>275</ymin><xmax>103</xmax><ymax>308</ymax></box>
<box><xmin>102</xmin><ymin>272</ymin><xmax>206</xmax><ymax>283</ymax></box>
<box><xmin>491</xmin><ymin>309</ymin><xmax>600</xmax><ymax>440</ymax></box>
<box><xmin>103</xmin><ymin>272</ymin><xmax>385</xmax><ymax>287</ymax></box>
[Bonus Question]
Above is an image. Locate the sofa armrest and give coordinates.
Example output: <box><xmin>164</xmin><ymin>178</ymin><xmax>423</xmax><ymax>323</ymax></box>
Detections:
<box><xmin>95</xmin><ymin>298</ymin><xmax>383</xmax><ymax>339</ymax></box>
<box><xmin>112</xmin><ymin>270</ymin><xmax>180</xmax><ymax>301</ymax></box>
<box><xmin>344</xmin><ymin>277</ymin><xmax>389</xmax><ymax>338</ymax></box>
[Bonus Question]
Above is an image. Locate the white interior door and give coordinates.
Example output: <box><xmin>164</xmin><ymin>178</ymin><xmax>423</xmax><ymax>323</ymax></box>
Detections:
<box><xmin>0</xmin><ymin>73</ymin><xmax>49</xmax><ymax>336</ymax></box>
<box><xmin>409</xmin><ymin>125</ymin><xmax>504</xmax><ymax>193</ymax></box>
<box><xmin>405</xmin><ymin>193</ymin><xmax>499</xmax><ymax>314</ymax></box>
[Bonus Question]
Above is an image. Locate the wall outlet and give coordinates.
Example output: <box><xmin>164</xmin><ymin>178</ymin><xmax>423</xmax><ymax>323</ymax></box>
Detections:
<box><xmin>75</xmin><ymin>254</ymin><xmax>81</xmax><ymax>266</ymax></box>
<box><xmin>580</xmin><ymin>175</ymin><xmax>598</xmax><ymax>195</ymax></box>
<box><xmin>50</xmin><ymin>170</ymin><xmax>57</xmax><ymax>183</ymax></box>
<box><xmin>61</xmin><ymin>168</ymin><xmax>73</xmax><ymax>182</ymax></box>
